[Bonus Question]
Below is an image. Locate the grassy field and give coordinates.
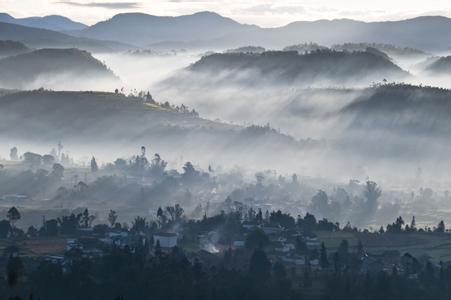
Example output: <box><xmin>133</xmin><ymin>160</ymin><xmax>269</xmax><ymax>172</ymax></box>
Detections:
<box><xmin>0</xmin><ymin>238</ymin><xmax>66</xmax><ymax>257</ymax></box>
<box><xmin>316</xmin><ymin>230</ymin><xmax>451</xmax><ymax>261</ymax></box>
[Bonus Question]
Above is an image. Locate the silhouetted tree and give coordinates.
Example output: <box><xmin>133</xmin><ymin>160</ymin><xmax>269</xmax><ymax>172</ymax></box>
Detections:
<box><xmin>249</xmin><ymin>247</ymin><xmax>271</xmax><ymax>282</ymax></box>
<box><xmin>320</xmin><ymin>242</ymin><xmax>330</xmax><ymax>269</ymax></box>
<box><xmin>108</xmin><ymin>210</ymin><xmax>118</xmax><ymax>227</ymax></box>
<box><xmin>10</xmin><ymin>147</ymin><xmax>18</xmax><ymax>161</ymax></box>
<box><xmin>436</xmin><ymin>220</ymin><xmax>445</xmax><ymax>233</ymax></box>
<box><xmin>90</xmin><ymin>157</ymin><xmax>99</xmax><ymax>173</ymax></box>
<box><xmin>7</xmin><ymin>207</ymin><xmax>21</xmax><ymax>228</ymax></box>
<box><xmin>246</xmin><ymin>229</ymin><xmax>270</xmax><ymax>249</ymax></box>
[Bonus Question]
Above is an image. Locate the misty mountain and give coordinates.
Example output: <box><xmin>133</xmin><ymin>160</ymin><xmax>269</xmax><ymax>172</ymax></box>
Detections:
<box><xmin>424</xmin><ymin>56</ymin><xmax>451</xmax><ymax>74</ymax></box>
<box><xmin>0</xmin><ymin>21</ymin><xmax>131</xmax><ymax>52</ymax></box>
<box><xmin>226</xmin><ymin>46</ymin><xmax>266</xmax><ymax>54</ymax></box>
<box><xmin>71</xmin><ymin>12</ymin><xmax>451</xmax><ymax>52</ymax></box>
<box><xmin>0</xmin><ymin>13</ymin><xmax>87</xmax><ymax>31</ymax></box>
<box><xmin>186</xmin><ymin>49</ymin><xmax>407</xmax><ymax>86</ymax></box>
<box><xmin>77</xmin><ymin>11</ymin><xmax>257</xmax><ymax>46</ymax></box>
<box><xmin>0</xmin><ymin>90</ymin><xmax>312</xmax><ymax>170</ymax></box>
<box><xmin>0</xmin><ymin>40</ymin><xmax>30</xmax><ymax>57</ymax></box>
<box><xmin>283</xmin><ymin>43</ymin><xmax>328</xmax><ymax>54</ymax></box>
<box><xmin>0</xmin><ymin>48</ymin><xmax>120</xmax><ymax>89</ymax></box>
<box><xmin>331</xmin><ymin>43</ymin><xmax>428</xmax><ymax>60</ymax></box>
<box><xmin>265</xmin><ymin>16</ymin><xmax>451</xmax><ymax>52</ymax></box>
<box><xmin>342</xmin><ymin>84</ymin><xmax>451</xmax><ymax>137</ymax></box>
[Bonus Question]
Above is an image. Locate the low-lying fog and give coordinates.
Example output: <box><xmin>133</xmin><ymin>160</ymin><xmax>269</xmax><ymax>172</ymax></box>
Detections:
<box><xmin>3</xmin><ymin>45</ymin><xmax>451</xmax><ymax>229</ymax></box>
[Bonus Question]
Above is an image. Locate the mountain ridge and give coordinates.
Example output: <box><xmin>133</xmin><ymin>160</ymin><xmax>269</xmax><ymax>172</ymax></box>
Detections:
<box><xmin>73</xmin><ymin>13</ymin><xmax>451</xmax><ymax>51</ymax></box>
<box><xmin>0</xmin><ymin>21</ymin><xmax>131</xmax><ymax>52</ymax></box>
<box><xmin>0</xmin><ymin>13</ymin><xmax>87</xmax><ymax>31</ymax></box>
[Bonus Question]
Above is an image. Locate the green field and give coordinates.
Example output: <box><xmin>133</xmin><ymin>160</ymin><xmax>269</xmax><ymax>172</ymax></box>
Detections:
<box><xmin>0</xmin><ymin>238</ymin><xmax>66</xmax><ymax>257</ymax></box>
<box><xmin>316</xmin><ymin>230</ymin><xmax>451</xmax><ymax>261</ymax></box>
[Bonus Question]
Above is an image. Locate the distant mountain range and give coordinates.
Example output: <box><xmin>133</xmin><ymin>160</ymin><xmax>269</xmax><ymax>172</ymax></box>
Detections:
<box><xmin>0</xmin><ymin>48</ymin><xmax>119</xmax><ymax>89</ymax></box>
<box><xmin>0</xmin><ymin>13</ymin><xmax>87</xmax><ymax>31</ymax></box>
<box><xmin>76</xmin><ymin>11</ymin><xmax>256</xmax><ymax>47</ymax></box>
<box><xmin>3</xmin><ymin>11</ymin><xmax>451</xmax><ymax>53</ymax></box>
<box><xmin>0</xmin><ymin>21</ymin><xmax>130</xmax><ymax>52</ymax></box>
<box><xmin>69</xmin><ymin>13</ymin><xmax>451</xmax><ymax>51</ymax></box>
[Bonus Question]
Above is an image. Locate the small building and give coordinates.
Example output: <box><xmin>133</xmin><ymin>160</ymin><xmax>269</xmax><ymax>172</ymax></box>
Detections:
<box><xmin>154</xmin><ymin>232</ymin><xmax>178</xmax><ymax>248</ymax></box>
<box><xmin>233</xmin><ymin>240</ymin><xmax>245</xmax><ymax>248</ymax></box>
<box><xmin>281</xmin><ymin>255</ymin><xmax>305</xmax><ymax>266</ymax></box>
<box><xmin>262</xmin><ymin>225</ymin><xmax>283</xmax><ymax>235</ymax></box>
<box><xmin>1</xmin><ymin>194</ymin><xmax>29</xmax><ymax>201</ymax></box>
<box><xmin>305</xmin><ymin>236</ymin><xmax>321</xmax><ymax>249</ymax></box>
<box><xmin>66</xmin><ymin>239</ymin><xmax>83</xmax><ymax>251</ymax></box>
<box><xmin>242</xmin><ymin>221</ymin><xmax>259</xmax><ymax>230</ymax></box>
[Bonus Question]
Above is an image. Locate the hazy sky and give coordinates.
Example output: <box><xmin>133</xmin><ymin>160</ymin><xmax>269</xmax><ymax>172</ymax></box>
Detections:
<box><xmin>2</xmin><ymin>0</ymin><xmax>451</xmax><ymax>27</ymax></box>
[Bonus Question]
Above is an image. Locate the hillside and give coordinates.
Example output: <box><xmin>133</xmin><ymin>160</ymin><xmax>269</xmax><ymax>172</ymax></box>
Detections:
<box><xmin>187</xmin><ymin>49</ymin><xmax>408</xmax><ymax>85</ymax></box>
<box><xmin>0</xmin><ymin>48</ymin><xmax>120</xmax><ymax>89</ymax></box>
<box><xmin>283</xmin><ymin>43</ymin><xmax>328</xmax><ymax>54</ymax></box>
<box><xmin>0</xmin><ymin>40</ymin><xmax>30</xmax><ymax>57</ymax></box>
<box><xmin>0</xmin><ymin>90</ymin><xmax>310</xmax><ymax>169</ymax></box>
<box><xmin>331</xmin><ymin>43</ymin><xmax>427</xmax><ymax>60</ymax></box>
<box><xmin>0</xmin><ymin>21</ymin><xmax>130</xmax><ymax>52</ymax></box>
<box><xmin>425</xmin><ymin>56</ymin><xmax>451</xmax><ymax>74</ymax></box>
<box><xmin>226</xmin><ymin>46</ymin><xmax>266</xmax><ymax>54</ymax></box>
<box><xmin>0</xmin><ymin>13</ymin><xmax>87</xmax><ymax>31</ymax></box>
<box><xmin>342</xmin><ymin>84</ymin><xmax>451</xmax><ymax>137</ymax></box>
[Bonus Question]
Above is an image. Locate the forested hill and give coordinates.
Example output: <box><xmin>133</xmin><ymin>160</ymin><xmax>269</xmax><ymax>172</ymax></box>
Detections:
<box><xmin>0</xmin><ymin>48</ymin><xmax>119</xmax><ymax>89</ymax></box>
<box><xmin>425</xmin><ymin>56</ymin><xmax>451</xmax><ymax>74</ymax></box>
<box><xmin>188</xmin><ymin>50</ymin><xmax>408</xmax><ymax>85</ymax></box>
<box><xmin>342</xmin><ymin>84</ymin><xmax>451</xmax><ymax>137</ymax></box>
<box><xmin>0</xmin><ymin>90</ymin><xmax>311</xmax><ymax>167</ymax></box>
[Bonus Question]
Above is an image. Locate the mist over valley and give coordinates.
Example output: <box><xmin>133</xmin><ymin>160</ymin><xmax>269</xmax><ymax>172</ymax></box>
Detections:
<box><xmin>3</xmin><ymin>7</ymin><xmax>451</xmax><ymax>299</ymax></box>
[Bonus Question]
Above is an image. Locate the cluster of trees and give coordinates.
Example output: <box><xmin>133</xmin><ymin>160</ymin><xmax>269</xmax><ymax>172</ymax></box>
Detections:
<box><xmin>309</xmin><ymin>181</ymin><xmax>382</xmax><ymax>227</ymax></box>
<box><xmin>325</xmin><ymin>256</ymin><xmax>451</xmax><ymax>300</ymax></box>
<box><xmin>113</xmin><ymin>89</ymin><xmax>199</xmax><ymax>117</ymax></box>
<box><xmin>0</xmin><ymin>207</ymin><xmax>99</xmax><ymax>238</ymax></box>
<box><xmin>381</xmin><ymin>216</ymin><xmax>446</xmax><ymax>234</ymax></box>
<box><xmin>3</xmin><ymin>244</ymin><xmax>305</xmax><ymax>300</ymax></box>
<box><xmin>191</xmin><ymin>48</ymin><xmax>405</xmax><ymax>85</ymax></box>
<box><xmin>4</xmin><ymin>234</ymin><xmax>451</xmax><ymax>299</ymax></box>
<box><xmin>109</xmin><ymin>146</ymin><xmax>170</xmax><ymax>178</ymax></box>
<box><xmin>2</xmin><ymin>201</ymin><xmax>451</xmax><ymax>299</ymax></box>
<box><xmin>10</xmin><ymin>145</ymin><xmax>73</xmax><ymax>168</ymax></box>
<box><xmin>0</xmin><ymin>163</ymin><xmax>64</xmax><ymax>198</ymax></box>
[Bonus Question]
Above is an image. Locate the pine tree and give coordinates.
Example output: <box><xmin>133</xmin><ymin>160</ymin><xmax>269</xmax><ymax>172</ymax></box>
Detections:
<box><xmin>320</xmin><ymin>242</ymin><xmax>330</xmax><ymax>270</ymax></box>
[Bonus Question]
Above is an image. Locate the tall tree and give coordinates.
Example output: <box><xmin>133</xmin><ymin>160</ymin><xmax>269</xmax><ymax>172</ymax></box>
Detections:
<box><xmin>6</xmin><ymin>253</ymin><xmax>23</xmax><ymax>288</ymax></box>
<box><xmin>410</xmin><ymin>216</ymin><xmax>416</xmax><ymax>231</ymax></box>
<box><xmin>320</xmin><ymin>242</ymin><xmax>330</xmax><ymax>269</ymax></box>
<box><xmin>436</xmin><ymin>220</ymin><xmax>445</xmax><ymax>233</ymax></box>
<box><xmin>108</xmin><ymin>210</ymin><xmax>118</xmax><ymax>228</ymax></box>
<box><xmin>90</xmin><ymin>157</ymin><xmax>99</xmax><ymax>173</ymax></box>
<box><xmin>7</xmin><ymin>207</ymin><xmax>21</xmax><ymax>228</ymax></box>
<box><xmin>9</xmin><ymin>147</ymin><xmax>18</xmax><ymax>161</ymax></box>
<box><xmin>249</xmin><ymin>247</ymin><xmax>271</xmax><ymax>282</ymax></box>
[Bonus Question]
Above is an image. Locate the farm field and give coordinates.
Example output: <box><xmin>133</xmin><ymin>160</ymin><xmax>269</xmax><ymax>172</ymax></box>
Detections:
<box><xmin>316</xmin><ymin>230</ymin><xmax>451</xmax><ymax>261</ymax></box>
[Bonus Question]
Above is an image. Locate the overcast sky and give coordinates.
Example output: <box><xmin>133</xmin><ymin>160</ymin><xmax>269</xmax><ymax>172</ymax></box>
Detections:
<box><xmin>2</xmin><ymin>0</ymin><xmax>451</xmax><ymax>27</ymax></box>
